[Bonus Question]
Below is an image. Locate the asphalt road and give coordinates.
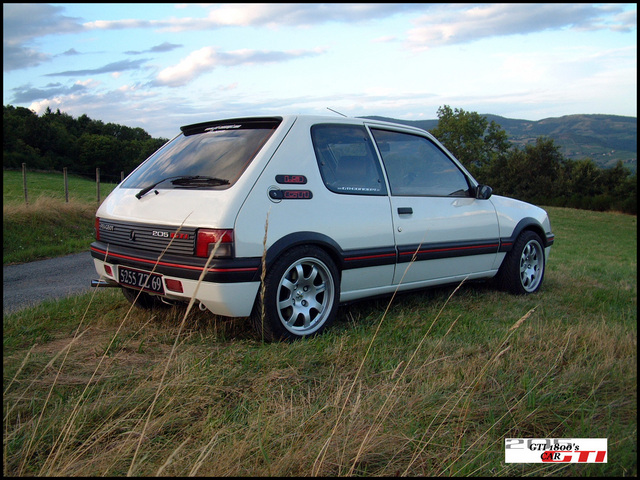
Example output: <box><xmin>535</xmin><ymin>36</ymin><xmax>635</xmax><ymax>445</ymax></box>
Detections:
<box><xmin>3</xmin><ymin>251</ymin><xmax>99</xmax><ymax>315</ymax></box>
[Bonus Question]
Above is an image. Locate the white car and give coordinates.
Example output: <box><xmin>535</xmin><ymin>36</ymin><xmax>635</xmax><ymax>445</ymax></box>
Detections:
<box><xmin>91</xmin><ymin>115</ymin><xmax>554</xmax><ymax>340</ymax></box>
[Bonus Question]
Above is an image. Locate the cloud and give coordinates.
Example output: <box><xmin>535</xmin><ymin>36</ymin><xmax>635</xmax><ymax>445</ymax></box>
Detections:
<box><xmin>155</xmin><ymin>46</ymin><xmax>325</xmax><ymax>87</ymax></box>
<box><xmin>60</xmin><ymin>48</ymin><xmax>82</xmax><ymax>56</ymax></box>
<box><xmin>10</xmin><ymin>82</ymin><xmax>91</xmax><ymax>103</ymax></box>
<box><xmin>44</xmin><ymin>58</ymin><xmax>150</xmax><ymax>77</ymax></box>
<box><xmin>3</xmin><ymin>44</ymin><xmax>50</xmax><ymax>72</ymax></box>
<box><xmin>405</xmin><ymin>4</ymin><xmax>636</xmax><ymax>50</ymax></box>
<box><xmin>78</xmin><ymin>3</ymin><xmax>636</xmax><ymax>39</ymax></box>
<box><xmin>150</xmin><ymin>42</ymin><xmax>183</xmax><ymax>53</ymax></box>
<box><xmin>83</xmin><ymin>4</ymin><xmax>426</xmax><ymax>32</ymax></box>
<box><xmin>125</xmin><ymin>42</ymin><xmax>183</xmax><ymax>55</ymax></box>
<box><xmin>2</xmin><ymin>4</ymin><xmax>84</xmax><ymax>42</ymax></box>
<box><xmin>2</xmin><ymin>3</ymin><xmax>85</xmax><ymax>70</ymax></box>
<box><xmin>27</xmin><ymin>86</ymin><xmax>203</xmax><ymax>139</ymax></box>
<box><xmin>615</xmin><ymin>8</ymin><xmax>638</xmax><ymax>32</ymax></box>
<box><xmin>198</xmin><ymin>3</ymin><xmax>424</xmax><ymax>28</ymax></box>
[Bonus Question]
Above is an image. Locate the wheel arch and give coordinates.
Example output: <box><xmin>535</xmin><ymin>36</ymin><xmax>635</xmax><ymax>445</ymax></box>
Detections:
<box><xmin>503</xmin><ymin>217</ymin><xmax>554</xmax><ymax>252</ymax></box>
<box><xmin>251</xmin><ymin>231</ymin><xmax>344</xmax><ymax>282</ymax></box>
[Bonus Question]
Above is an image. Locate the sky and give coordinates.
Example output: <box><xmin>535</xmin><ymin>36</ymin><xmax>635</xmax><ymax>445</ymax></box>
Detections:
<box><xmin>3</xmin><ymin>3</ymin><xmax>637</xmax><ymax>139</ymax></box>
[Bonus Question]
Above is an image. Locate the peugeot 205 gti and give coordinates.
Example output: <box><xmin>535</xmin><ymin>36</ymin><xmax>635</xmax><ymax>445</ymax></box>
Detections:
<box><xmin>91</xmin><ymin>115</ymin><xmax>554</xmax><ymax>341</ymax></box>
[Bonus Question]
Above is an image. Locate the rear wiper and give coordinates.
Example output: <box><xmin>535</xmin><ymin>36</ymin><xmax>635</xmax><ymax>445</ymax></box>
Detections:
<box><xmin>135</xmin><ymin>176</ymin><xmax>229</xmax><ymax>199</ymax></box>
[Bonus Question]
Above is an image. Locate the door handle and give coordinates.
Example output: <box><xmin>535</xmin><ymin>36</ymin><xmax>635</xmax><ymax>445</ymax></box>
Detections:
<box><xmin>398</xmin><ymin>207</ymin><xmax>413</xmax><ymax>215</ymax></box>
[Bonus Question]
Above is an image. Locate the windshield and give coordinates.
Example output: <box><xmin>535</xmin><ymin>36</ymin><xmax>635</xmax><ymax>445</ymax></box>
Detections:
<box><xmin>121</xmin><ymin>118</ymin><xmax>281</xmax><ymax>190</ymax></box>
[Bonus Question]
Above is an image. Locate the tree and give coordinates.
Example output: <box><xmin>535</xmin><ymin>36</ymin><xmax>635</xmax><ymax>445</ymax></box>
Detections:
<box><xmin>77</xmin><ymin>133</ymin><xmax>122</xmax><ymax>174</ymax></box>
<box><xmin>487</xmin><ymin>137</ymin><xmax>566</xmax><ymax>204</ymax></box>
<box><xmin>429</xmin><ymin>105</ymin><xmax>510</xmax><ymax>177</ymax></box>
<box><xmin>562</xmin><ymin>157</ymin><xmax>601</xmax><ymax>209</ymax></box>
<box><xmin>600</xmin><ymin>160</ymin><xmax>637</xmax><ymax>213</ymax></box>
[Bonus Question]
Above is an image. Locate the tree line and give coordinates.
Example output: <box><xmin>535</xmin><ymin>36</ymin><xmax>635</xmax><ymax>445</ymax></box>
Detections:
<box><xmin>3</xmin><ymin>104</ymin><xmax>636</xmax><ymax>214</ymax></box>
<box><xmin>431</xmin><ymin>106</ymin><xmax>636</xmax><ymax>214</ymax></box>
<box><xmin>3</xmin><ymin>105</ymin><xmax>168</xmax><ymax>183</ymax></box>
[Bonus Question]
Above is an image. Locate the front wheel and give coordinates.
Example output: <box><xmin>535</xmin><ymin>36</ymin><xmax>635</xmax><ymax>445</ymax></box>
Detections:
<box><xmin>252</xmin><ymin>246</ymin><xmax>340</xmax><ymax>341</ymax></box>
<box><xmin>496</xmin><ymin>231</ymin><xmax>546</xmax><ymax>295</ymax></box>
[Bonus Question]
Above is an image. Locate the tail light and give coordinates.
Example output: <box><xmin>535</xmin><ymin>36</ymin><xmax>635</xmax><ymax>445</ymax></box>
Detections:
<box><xmin>196</xmin><ymin>229</ymin><xmax>233</xmax><ymax>258</ymax></box>
<box><xmin>95</xmin><ymin>217</ymin><xmax>100</xmax><ymax>241</ymax></box>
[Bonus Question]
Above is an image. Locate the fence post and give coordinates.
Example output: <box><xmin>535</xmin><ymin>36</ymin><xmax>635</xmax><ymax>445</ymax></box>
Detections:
<box><xmin>22</xmin><ymin>163</ymin><xmax>28</xmax><ymax>205</ymax></box>
<box><xmin>121</xmin><ymin>171</ymin><xmax>124</xmax><ymax>183</ymax></box>
<box><xmin>63</xmin><ymin>167</ymin><xmax>69</xmax><ymax>203</ymax></box>
<box><xmin>96</xmin><ymin>167</ymin><xmax>101</xmax><ymax>204</ymax></box>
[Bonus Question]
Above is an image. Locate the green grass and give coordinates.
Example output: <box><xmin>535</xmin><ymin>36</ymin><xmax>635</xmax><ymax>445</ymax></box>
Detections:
<box><xmin>3</xmin><ymin>202</ymin><xmax>636</xmax><ymax>476</ymax></box>
<box><xmin>3</xmin><ymin>169</ymin><xmax>116</xmax><ymax>204</ymax></box>
<box><xmin>3</xmin><ymin>170</ymin><xmax>117</xmax><ymax>264</ymax></box>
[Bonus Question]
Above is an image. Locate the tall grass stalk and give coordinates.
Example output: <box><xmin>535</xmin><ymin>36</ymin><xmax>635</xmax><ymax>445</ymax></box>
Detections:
<box><xmin>259</xmin><ymin>212</ymin><xmax>270</xmax><ymax>343</ymax></box>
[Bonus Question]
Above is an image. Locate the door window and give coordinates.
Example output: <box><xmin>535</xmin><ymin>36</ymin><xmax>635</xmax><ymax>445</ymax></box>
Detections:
<box><xmin>312</xmin><ymin>124</ymin><xmax>387</xmax><ymax>195</ymax></box>
<box><xmin>370</xmin><ymin>129</ymin><xmax>471</xmax><ymax>197</ymax></box>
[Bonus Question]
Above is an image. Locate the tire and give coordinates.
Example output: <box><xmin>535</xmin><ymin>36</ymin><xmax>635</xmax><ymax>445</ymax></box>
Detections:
<box><xmin>121</xmin><ymin>287</ymin><xmax>167</xmax><ymax>310</ymax></box>
<box><xmin>252</xmin><ymin>246</ymin><xmax>340</xmax><ymax>341</ymax></box>
<box><xmin>496</xmin><ymin>231</ymin><xmax>546</xmax><ymax>295</ymax></box>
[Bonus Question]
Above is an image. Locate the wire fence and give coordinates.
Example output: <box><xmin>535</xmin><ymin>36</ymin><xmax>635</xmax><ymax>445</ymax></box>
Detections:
<box><xmin>19</xmin><ymin>163</ymin><xmax>125</xmax><ymax>205</ymax></box>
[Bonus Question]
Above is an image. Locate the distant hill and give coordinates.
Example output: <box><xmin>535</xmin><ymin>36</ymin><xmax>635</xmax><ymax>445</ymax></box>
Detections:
<box><xmin>362</xmin><ymin>114</ymin><xmax>637</xmax><ymax>172</ymax></box>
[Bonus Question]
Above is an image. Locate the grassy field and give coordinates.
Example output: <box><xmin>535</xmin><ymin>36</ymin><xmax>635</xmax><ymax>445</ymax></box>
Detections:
<box><xmin>3</xmin><ymin>170</ymin><xmax>117</xmax><ymax>264</ymax></box>
<box><xmin>2</xmin><ymin>170</ymin><xmax>637</xmax><ymax>476</ymax></box>
<box><xmin>2</xmin><ymin>169</ymin><xmax>117</xmax><ymax>205</ymax></box>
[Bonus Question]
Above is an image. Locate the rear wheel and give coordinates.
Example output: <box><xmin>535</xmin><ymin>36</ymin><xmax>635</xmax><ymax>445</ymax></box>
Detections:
<box><xmin>496</xmin><ymin>231</ymin><xmax>546</xmax><ymax>294</ymax></box>
<box><xmin>252</xmin><ymin>246</ymin><xmax>340</xmax><ymax>341</ymax></box>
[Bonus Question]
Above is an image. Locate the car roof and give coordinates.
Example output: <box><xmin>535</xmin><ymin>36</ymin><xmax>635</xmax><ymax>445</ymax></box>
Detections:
<box><xmin>180</xmin><ymin>114</ymin><xmax>430</xmax><ymax>137</ymax></box>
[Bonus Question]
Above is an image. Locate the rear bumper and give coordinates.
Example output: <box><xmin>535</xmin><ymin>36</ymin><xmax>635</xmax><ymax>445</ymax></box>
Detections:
<box><xmin>91</xmin><ymin>243</ymin><xmax>261</xmax><ymax>317</ymax></box>
<box><xmin>90</xmin><ymin>242</ymin><xmax>262</xmax><ymax>282</ymax></box>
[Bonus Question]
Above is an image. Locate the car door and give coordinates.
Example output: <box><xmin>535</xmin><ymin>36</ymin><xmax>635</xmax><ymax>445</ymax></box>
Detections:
<box><xmin>369</xmin><ymin>127</ymin><xmax>500</xmax><ymax>286</ymax></box>
<box><xmin>310</xmin><ymin>123</ymin><xmax>397</xmax><ymax>294</ymax></box>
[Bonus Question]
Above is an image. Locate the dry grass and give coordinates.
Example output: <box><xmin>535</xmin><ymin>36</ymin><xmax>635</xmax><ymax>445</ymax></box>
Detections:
<box><xmin>4</xmin><ymin>289</ymin><xmax>635</xmax><ymax>476</ymax></box>
<box><xmin>3</xmin><ymin>195</ymin><xmax>97</xmax><ymax>264</ymax></box>
<box><xmin>3</xmin><ymin>194</ymin><xmax>95</xmax><ymax>214</ymax></box>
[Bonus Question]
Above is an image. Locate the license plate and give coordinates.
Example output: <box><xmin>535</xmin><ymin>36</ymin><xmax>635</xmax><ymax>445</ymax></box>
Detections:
<box><xmin>119</xmin><ymin>267</ymin><xmax>165</xmax><ymax>294</ymax></box>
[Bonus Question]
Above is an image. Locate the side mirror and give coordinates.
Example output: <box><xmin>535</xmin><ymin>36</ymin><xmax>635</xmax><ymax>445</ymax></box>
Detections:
<box><xmin>475</xmin><ymin>184</ymin><xmax>493</xmax><ymax>200</ymax></box>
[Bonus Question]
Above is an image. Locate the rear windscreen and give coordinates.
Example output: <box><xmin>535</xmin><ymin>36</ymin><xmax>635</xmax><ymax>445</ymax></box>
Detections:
<box><xmin>120</xmin><ymin>119</ymin><xmax>280</xmax><ymax>190</ymax></box>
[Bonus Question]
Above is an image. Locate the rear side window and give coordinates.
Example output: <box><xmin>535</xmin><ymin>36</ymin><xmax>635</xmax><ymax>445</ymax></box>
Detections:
<box><xmin>311</xmin><ymin>124</ymin><xmax>386</xmax><ymax>195</ymax></box>
<box><xmin>121</xmin><ymin>118</ymin><xmax>280</xmax><ymax>190</ymax></box>
<box><xmin>370</xmin><ymin>128</ymin><xmax>471</xmax><ymax>197</ymax></box>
